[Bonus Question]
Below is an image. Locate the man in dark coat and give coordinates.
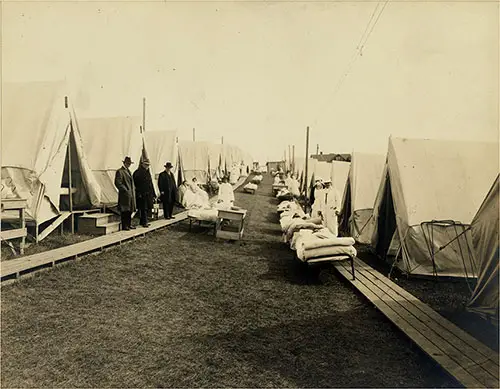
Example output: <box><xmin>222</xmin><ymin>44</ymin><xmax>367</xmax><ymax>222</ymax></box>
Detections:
<box><xmin>114</xmin><ymin>156</ymin><xmax>136</xmax><ymax>231</ymax></box>
<box><xmin>133</xmin><ymin>158</ymin><xmax>156</xmax><ymax>227</ymax></box>
<box><xmin>158</xmin><ymin>162</ymin><xmax>178</xmax><ymax>219</ymax></box>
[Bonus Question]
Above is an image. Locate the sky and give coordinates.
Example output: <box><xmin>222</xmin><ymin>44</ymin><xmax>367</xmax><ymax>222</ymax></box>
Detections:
<box><xmin>2</xmin><ymin>0</ymin><xmax>499</xmax><ymax>163</ymax></box>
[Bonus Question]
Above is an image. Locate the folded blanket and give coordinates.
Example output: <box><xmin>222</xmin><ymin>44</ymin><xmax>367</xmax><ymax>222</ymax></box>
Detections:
<box><xmin>297</xmin><ymin>244</ymin><xmax>357</xmax><ymax>261</ymax></box>
<box><xmin>286</xmin><ymin>221</ymin><xmax>323</xmax><ymax>242</ymax></box>
<box><xmin>291</xmin><ymin>229</ymin><xmax>313</xmax><ymax>250</ymax></box>
<box><xmin>311</xmin><ymin>228</ymin><xmax>336</xmax><ymax>239</ymax></box>
<box><xmin>244</xmin><ymin>183</ymin><xmax>258</xmax><ymax>191</ymax></box>
<box><xmin>302</xmin><ymin>236</ymin><xmax>356</xmax><ymax>250</ymax></box>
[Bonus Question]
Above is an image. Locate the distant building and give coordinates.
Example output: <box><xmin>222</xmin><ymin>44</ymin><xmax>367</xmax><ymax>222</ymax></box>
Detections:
<box><xmin>311</xmin><ymin>152</ymin><xmax>351</xmax><ymax>163</ymax></box>
<box><xmin>266</xmin><ymin>160</ymin><xmax>285</xmax><ymax>172</ymax></box>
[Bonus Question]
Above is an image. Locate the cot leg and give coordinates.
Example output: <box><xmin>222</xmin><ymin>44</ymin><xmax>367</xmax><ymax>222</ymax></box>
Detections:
<box><xmin>350</xmin><ymin>256</ymin><xmax>356</xmax><ymax>280</ymax></box>
<box><xmin>189</xmin><ymin>219</ymin><xmax>192</xmax><ymax>232</ymax></box>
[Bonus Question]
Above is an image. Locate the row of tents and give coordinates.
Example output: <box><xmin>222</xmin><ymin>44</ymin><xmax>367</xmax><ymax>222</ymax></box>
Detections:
<box><xmin>286</xmin><ymin>137</ymin><xmax>498</xmax><ymax>321</ymax></box>
<box><xmin>1</xmin><ymin>81</ymin><xmax>254</xmax><ymax>234</ymax></box>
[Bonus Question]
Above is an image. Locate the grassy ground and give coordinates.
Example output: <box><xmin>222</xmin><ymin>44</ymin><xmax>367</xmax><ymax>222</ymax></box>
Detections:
<box><xmin>1</xmin><ymin>175</ymin><xmax>459</xmax><ymax>388</ymax></box>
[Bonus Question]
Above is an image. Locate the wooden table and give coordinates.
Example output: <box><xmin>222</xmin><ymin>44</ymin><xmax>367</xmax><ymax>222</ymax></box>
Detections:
<box><xmin>216</xmin><ymin>208</ymin><xmax>247</xmax><ymax>241</ymax></box>
<box><xmin>1</xmin><ymin>198</ymin><xmax>28</xmax><ymax>255</ymax></box>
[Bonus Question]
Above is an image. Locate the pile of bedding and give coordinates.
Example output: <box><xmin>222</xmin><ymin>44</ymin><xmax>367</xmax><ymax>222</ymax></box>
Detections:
<box><xmin>277</xmin><ymin>199</ymin><xmax>357</xmax><ymax>264</ymax></box>
<box><xmin>187</xmin><ymin>208</ymin><xmax>218</xmax><ymax>222</ymax></box>
<box><xmin>244</xmin><ymin>182</ymin><xmax>258</xmax><ymax>192</ymax></box>
<box><xmin>251</xmin><ymin>174</ymin><xmax>263</xmax><ymax>184</ymax></box>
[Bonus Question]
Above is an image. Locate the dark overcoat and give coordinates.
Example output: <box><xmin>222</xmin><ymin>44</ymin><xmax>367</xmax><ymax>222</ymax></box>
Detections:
<box><xmin>158</xmin><ymin>170</ymin><xmax>178</xmax><ymax>203</ymax></box>
<box><xmin>114</xmin><ymin>166</ymin><xmax>136</xmax><ymax>212</ymax></box>
<box><xmin>133</xmin><ymin>166</ymin><xmax>156</xmax><ymax>209</ymax></box>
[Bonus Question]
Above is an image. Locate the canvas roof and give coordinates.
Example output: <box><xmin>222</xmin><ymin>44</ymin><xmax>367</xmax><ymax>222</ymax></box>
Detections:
<box><xmin>144</xmin><ymin>130</ymin><xmax>178</xmax><ymax>185</ymax></box>
<box><xmin>468</xmin><ymin>175</ymin><xmax>499</xmax><ymax>319</ymax></box>
<box><xmin>78</xmin><ymin>116</ymin><xmax>143</xmax><ymax>206</ymax></box>
<box><xmin>2</xmin><ymin>81</ymin><xmax>100</xmax><ymax>223</ymax></box>
<box><xmin>330</xmin><ymin>160</ymin><xmax>351</xmax><ymax>198</ymax></box>
<box><xmin>178</xmin><ymin>140</ymin><xmax>210</xmax><ymax>182</ymax></box>
<box><xmin>385</xmin><ymin>137</ymin><xmax>499</xmax><ymax>226</ymax></box>
<box><xmin>348</xmin><ymin>152</ymin><xmax>386</xmax><ymax>212</ymax></box>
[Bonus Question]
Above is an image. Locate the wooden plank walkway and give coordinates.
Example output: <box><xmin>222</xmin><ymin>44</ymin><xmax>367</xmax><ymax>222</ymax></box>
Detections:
<box><xmin>334</xmin><ymin>257</ymin><xmax>499</xmax><ymax>389</ymax></box>
<box><xmin>1</xmin><ymin>211</ymin><xmax>188</xmax><ymax>283</ymax></box>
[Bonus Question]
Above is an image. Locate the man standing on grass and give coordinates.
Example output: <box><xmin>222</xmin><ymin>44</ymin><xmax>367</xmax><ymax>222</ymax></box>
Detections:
<box><xmin>133</xmin><ymin>158</ymin><xmax>156</xmax><ymax>227</ymax></box>
<box><xmin>114</xmin><ymin>156</ymin><xmax>136</xmax><ymax>231</ymax></box>
<box><xmin>158</xmin><ymin>161</ymin><xmax>178</xmax><ymax>219</ymax></box>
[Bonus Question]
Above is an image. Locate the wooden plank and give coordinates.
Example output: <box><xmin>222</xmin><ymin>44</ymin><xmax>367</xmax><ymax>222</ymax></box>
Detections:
<box><xmin>354</xmin><ymin>258</ymin><xmax>499</xmax><ymax>366</ymax></box>
<box><xmin>1</xmin><ymin>212</ymin><xmax>188</xmax><ymax>281</ymax></box>
<box><xmin>38</xmin><ymin>212</ymin><xmax>71</xmax><ymax>242</ymax></box>
<box><xmin>351</xmin><ymin>262</ymin><xmax>498</xmax><ymax>387</ymax></box>
<box><xmin>0</xmin><ymin>228</ymin><xmax>27</xmax><ymax>241</ymax></box>
<box><xmin>1</xmin><ymin>198</ymin><xmax>27</xmax><ymax>210</ymax></box>
<box><xmin>334</xmin><ymin>262</ymin><xmax>484</xmax><ymax>389</ymax></box>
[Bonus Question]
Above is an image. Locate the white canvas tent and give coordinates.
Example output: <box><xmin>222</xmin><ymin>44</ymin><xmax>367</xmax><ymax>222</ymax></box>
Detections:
<box><xmin>467</xmin><ymin>175</ymin><xmax>499</xmax><ymax>321</ymax></box>
<box><xmin>329</xmin><ymin>161</ymin><xmax>351</xmax><ymax>201</ymax></box>
<box><xmin>144</xmin><ymin>130</ymin><xmax>178</xmax><ymax>194</ymax></box>
<box><xmin>78</xmin><ymin>116</ymin><xmax>144</xmax><ymax>207</ymax></box>
<box><xmin>371</xmin><ymin>137</ymin><xmax>499</xmax><ymax>277</ymax></box>
<box><xmin>1</xmin><ymin>81</ymin><xmax>100</xmax><ymax>232</ymax></box>
<box><xmin>340</xmin><ymin>152</ymin><xmax>385</xmax><ymax>244</ymax></box>
<box><xmin>207</xmin><ymin>143</ymin><xmax>223</xmax><ymax>180</ymax></box>
<box><xmin>178</xmin><ymin>141</ymin><xmax>210</xmax><ymax>183</ymax></box>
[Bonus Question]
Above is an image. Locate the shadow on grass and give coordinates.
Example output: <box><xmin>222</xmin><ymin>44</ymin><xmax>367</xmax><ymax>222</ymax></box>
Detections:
<box><xmin>153</xmin><ymin>313</ymin><xmax>459</xmax><ymax>388</ymax></box>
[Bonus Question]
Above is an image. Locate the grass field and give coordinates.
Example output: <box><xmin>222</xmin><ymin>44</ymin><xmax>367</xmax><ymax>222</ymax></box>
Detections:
<box><xmin>1</xmin><ymin>175</ymin><xmax>461</xmax><ymax>388</ymax></box>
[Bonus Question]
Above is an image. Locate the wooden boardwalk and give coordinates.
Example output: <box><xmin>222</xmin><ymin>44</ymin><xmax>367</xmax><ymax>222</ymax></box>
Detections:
<box><xmin>334</xmin><ymin>257</ymin><xmax>499</xmax><ymax>389</ymax></box>
<box><xmin>1</xmin><ymin>212</ymin><xmax>188</xmax><ymax>283</ymax></box>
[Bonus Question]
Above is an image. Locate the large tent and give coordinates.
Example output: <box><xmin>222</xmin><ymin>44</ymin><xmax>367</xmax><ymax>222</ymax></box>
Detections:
<box><xmin>144</xmin><ymin>130</ymin><xmax>178</xmax><ymax>194</ymax></box>
<box><xmin>467</xmin><ymin>175</ymin><xmax>499</xmax><ymax>321</ymax></box>
<box><xmin>371</xmin><ymin>137</ymin><xmax>499</xmax><ymax>277</ymax></box>
<box><xmin>78</xmin><ymin>116</ymin><xmax>144</xmax><ymax>207</ymax></box>
<box><xmin>178</xmin><ymin>141</ymin><xmax>210</xmax><ymax>183</ymax></box>
<box><xmin>2</xmin><ymin>81</ymin><xmax>100</xmax><ymax>227</ymax></box>
<box><xmin>340</xmin><ymin>152</ymin><xmax>385</xmax><ymax>244</ymax></box>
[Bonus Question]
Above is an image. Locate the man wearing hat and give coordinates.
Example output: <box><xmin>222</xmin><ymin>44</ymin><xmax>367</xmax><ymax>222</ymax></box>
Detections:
<box><xmin>114</xmin><ymin>156</ymin><xmax>136</xmax><ymax>231</ymax></box>
<box><xmin>133</xmin><ymin>158</ymin><xmax>156</xmax><ymax>227</ymax></box>
<box><xmin>158</xmin><ymin>161</ymin><xmax>178</xmax><ymax>219</ymax></box>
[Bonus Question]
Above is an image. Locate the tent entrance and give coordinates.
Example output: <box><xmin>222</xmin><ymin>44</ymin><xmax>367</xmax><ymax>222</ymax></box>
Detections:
<box><xmin>376</xmin><ymin>173</ymin><xmax>397</xmax><ymax>260</ymax></box>
<box><xmin>339</xmin><ymin>177</ymin><xmax>352</xmax><ymax>236</ymax></box>
<box><xmin>60</xmin><ymin>127</ymin><xmax>91</xmax><ymax>212</ymax></box>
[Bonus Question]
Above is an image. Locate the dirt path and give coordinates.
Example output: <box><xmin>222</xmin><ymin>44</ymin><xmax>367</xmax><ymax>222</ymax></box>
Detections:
<box><xmin>1</xmin><ymin>174</ymin><xmax>458</xmax><ymax>388</ymax></box>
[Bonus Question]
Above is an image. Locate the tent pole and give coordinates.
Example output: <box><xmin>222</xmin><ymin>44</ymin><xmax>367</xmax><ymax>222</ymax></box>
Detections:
<box><xmin>288</xmin><ymin>145</ymin><xmax>291</xmax><ymax>172</ymax></box>
<box><xmin>193</xmin><ymin>128</ymin><xmax>195</xmax><ymax>141</ymax></box>
<box><xmin>305</xmin><ymin>126</ymin><xmax>310</xmax><ymax>206</ymax></box>
<box><xmin>292</xmin><ymin>145</ymin><xmax>295</xmax><ymax>174</ymax></box>
<box><xmin>68</xmin><ymin>123</ymin><xmax>74</xmax><ymax>234</ymax></box>
<box><xmin>142</xmin><ymin>97</ymin><xmax>146</xmax><ymax>133</ymax></box>
<box><xmin>316</xmin><ymin>144</ymin><xmax>319</xmax><ymax>155</ymax></box>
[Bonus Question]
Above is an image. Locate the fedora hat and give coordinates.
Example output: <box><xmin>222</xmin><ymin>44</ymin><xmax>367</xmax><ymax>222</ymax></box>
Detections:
<box><xmin>164</xmin><ymin>162</ymin><xmax>173</xmax><ymax>168</ymax></box>
<box><xmin>123</xmin><ymin>156</ymin><xmax>134</xmax><ymax>164</ymax></box>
